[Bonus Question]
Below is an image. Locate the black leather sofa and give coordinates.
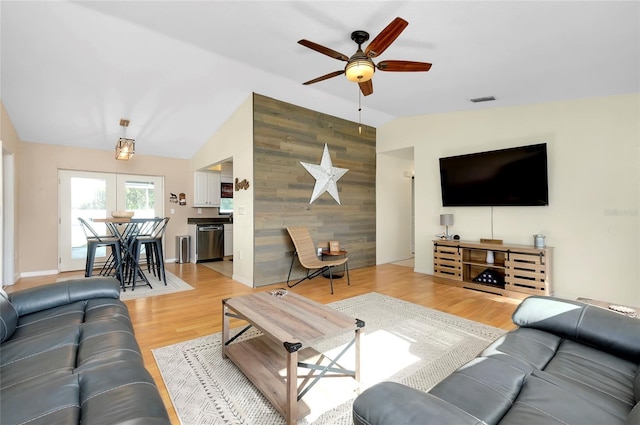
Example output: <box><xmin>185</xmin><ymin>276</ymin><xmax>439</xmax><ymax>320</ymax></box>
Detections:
<box><xmin>0</xmin><ymin>277</ymin><xmax>170</xmax><ymax>425</ymax></box>
<box><xmin>353</xmin><ymin>296</ymin><xmax>640</xmax><ymax>425</ymax></box>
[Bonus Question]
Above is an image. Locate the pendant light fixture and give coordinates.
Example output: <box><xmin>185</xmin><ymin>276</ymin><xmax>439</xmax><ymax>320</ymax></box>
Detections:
<box><xmin>115</xmin><ymin>118</ymin><xmax>135</xmax><ymax>160</ymax></box>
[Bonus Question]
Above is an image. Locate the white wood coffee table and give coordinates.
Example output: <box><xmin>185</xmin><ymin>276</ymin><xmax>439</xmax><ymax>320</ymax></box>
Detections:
<box><xmin>222</xmin><ymin>290</ymin><xmax>364</xmax><ymax>424</ymax></box>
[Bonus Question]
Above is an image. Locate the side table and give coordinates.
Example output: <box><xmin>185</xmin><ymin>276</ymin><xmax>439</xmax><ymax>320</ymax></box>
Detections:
<box><xmin>321</xmin><ymin>249</ymin><xmax>347</xmax><ymax>278</ymax></box>
<box><xmin>577</xmin><ymin>297</ymin><xmax>639</xmax><ymax>319</ymax></box>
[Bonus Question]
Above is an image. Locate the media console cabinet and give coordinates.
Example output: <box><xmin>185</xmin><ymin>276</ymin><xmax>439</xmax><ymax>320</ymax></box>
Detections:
<box><xmin>433</xmin><ymin>240</ymin><xmax>553</xmax><ymax>299</ymax></box>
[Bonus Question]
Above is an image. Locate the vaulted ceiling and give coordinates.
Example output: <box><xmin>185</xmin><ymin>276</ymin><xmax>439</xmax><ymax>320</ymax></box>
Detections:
<box><xmin>2</xmin><ymin>1</ymin><xmax>638</xmax><ymax>159</ymax></box>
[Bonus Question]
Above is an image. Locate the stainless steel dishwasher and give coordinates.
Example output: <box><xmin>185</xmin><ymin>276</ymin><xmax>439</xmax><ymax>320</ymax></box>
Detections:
<box><xmin>195</xmin><ymin>224</ymin><xmax>224</xmax><ymax>262</ymax></box>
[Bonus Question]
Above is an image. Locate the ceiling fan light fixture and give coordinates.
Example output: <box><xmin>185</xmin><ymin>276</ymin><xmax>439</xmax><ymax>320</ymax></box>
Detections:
<box><xmin>345</xmin><ymin>59</ymin><xmax>375</xmax><ymax>83</ymax></box>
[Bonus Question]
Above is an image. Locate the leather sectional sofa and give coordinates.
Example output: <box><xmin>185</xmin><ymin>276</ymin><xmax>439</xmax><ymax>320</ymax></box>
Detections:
<box><xmin>0</xmin><ymin>277</ymin><xmax>170</xmax><ymax>425</ymax></box>
<box><xmin>353</xmin><ymin>296</ymin><xmax>640</xmax><ymax>425</ymax></box>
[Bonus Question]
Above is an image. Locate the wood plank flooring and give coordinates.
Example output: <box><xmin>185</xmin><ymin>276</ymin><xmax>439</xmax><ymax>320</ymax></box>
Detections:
<box><xmin>9</xmin><ymin>263</ymin><xmax>520</xmax><ymax>424</ymax></box>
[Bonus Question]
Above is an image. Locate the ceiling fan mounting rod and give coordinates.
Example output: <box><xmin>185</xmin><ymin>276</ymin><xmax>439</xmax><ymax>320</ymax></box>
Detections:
<box><xmin>351</xmin><ymin>30</ymin><xmax>370</xmax><ymax>47</ymax></box>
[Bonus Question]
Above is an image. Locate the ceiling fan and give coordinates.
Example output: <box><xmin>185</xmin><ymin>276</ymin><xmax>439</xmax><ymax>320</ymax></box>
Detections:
<box><xmin>298</xmin><ymin>17</ymin><xmax>432</xmax><ymax>96</ymax></box>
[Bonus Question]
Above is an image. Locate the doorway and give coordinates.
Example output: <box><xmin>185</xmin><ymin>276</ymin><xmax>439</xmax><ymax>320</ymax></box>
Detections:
<box><xmin>2</xmin><ymin>149</ymin><xmax>15</xmax><ymax>285</ymax></box>
<box><xmin>58</xmin><ymin>170</ymin><xmax>164</xmax><ymax>272</ymax></box>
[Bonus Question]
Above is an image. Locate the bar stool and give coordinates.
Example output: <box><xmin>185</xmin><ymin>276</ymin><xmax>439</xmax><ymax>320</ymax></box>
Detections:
<box><xmin>78</xmin><ymin>218</ymin><xmax>124</xmax><ymax>285</ymax></box>
<box><xmin>134</xmin><ymin>217</ymin><xmax>170</xmax><ymax>285</ymax></box>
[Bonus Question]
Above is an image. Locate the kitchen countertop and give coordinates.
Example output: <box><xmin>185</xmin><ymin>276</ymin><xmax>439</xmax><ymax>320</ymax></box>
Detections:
<box><xmin>188</xmin><ymin>217</ymin><xmax>233</xmax><ymax>224</ymax></box>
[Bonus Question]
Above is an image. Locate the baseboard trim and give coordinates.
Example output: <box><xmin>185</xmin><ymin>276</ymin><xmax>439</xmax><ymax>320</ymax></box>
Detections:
<box><xmin>20</xmin><ymin>269</ymin><xmax>59</xmax><ymax>278</ymax></box>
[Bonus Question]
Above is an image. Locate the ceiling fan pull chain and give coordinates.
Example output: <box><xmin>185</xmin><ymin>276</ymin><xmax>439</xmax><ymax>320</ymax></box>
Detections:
<box><xmin>358</xmin><ymin>88</ymin><xmax>363</xmax><ymax>134</ymax></box>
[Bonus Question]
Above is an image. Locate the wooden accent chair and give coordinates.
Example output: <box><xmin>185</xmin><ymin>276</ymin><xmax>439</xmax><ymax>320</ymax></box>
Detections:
<box><xmin>286</xmin><ymin>226</ymin><xmax>350</xmax><ymax>294</ymax></box>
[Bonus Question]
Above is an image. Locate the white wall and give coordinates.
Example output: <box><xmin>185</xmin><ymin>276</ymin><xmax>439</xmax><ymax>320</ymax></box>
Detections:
<box><xmin>378</xmin><ymin>94</ymin><xmax>640</xmax><ymax>305</ymax></box>
<box><xmin>191</xmin><ymin>94</ymin><xmax>254</xmax><ymax>286</ymax></box>
<box><xmin>376</xmin><ymin>148</ymin><xmax>414</xmax><ymax>264</ymax></box>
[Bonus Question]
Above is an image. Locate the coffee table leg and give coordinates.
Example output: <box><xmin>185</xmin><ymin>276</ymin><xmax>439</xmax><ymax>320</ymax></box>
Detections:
<box><xmin>222</xmin><ymin>299</ymin><xmax>229</xmax><ymax>359</ymax></box>
<box><xmin>355</xmin><ymin>328</ymin><xmax>361</xmax><ymax>382</ymax></box>
<box><xmin>286</xmin><ymin>350</ymin><xmax>298</xmax><ymax>425</ymax></box>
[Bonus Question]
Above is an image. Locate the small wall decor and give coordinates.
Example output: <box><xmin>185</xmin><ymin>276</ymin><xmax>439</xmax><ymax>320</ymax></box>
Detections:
<box><xmin>169</xmin><ymin>193</ymin><xmax>178</xmax><ymax>204</ymax></box>
<box><xmin>221</xmin><ymin>182</ymin><xmax>234</xmax><ymax>198</ymax></box>
<box><xmin>300</xmin><ymin>143</ymin><xmax>349</xmax><ymax>205</ymax></box>
<box><xmin>235</xmin><ymin>178</ymin><xmax>250</xmax><ymax>191</ymax></box>
<box><xmin>179</xmin><ymin>193</ymin><xmax>186</xmax><ymax>205</ymax></box>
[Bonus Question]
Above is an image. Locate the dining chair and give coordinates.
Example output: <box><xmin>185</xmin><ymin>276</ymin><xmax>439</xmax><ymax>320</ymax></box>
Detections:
<box><xmin>132</xmin><ymin>217</ymin><xmax>170</xmax><ymax>286</ymax></box>
<box><xmin>78</xmin><ymin>217</ymin><xmax>124</xmax><ymax>284</ymax></box>
<box><xmin>286</xmin><ymin>226</ymin><xmax>350</xmax><ymax>294</ymax></box>
<box><xmin>142</xmin><ymin>217</ymin><xmax>170</xmax><ymax>285</ymax></box>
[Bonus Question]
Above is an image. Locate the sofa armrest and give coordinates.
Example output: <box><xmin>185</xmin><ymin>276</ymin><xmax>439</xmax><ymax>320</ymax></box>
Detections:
<box><xmin>352</xmin><ymin>382</ymin><xmax>483</xmax><ymax>425</ymax></box>
<box><xmin>9</xmin><ymin>278</ymin><xmax>121</xmax><ymax>317</ymax></box>
<box><xmin>513</xmin><ymin>296</ymin><xmax>640</xmax><ymax>361</ymax></box>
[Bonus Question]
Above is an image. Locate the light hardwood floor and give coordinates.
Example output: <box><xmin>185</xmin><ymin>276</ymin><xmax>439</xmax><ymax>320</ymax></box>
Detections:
<box><xmin>9</xmin><ymin>263</ymin><xmax>520</xmax><ymax>424</ymax></box>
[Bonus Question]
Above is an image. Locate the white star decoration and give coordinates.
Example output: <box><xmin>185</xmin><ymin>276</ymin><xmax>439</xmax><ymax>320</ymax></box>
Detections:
<box><xmin>300</xmin><ymin>144</ymin><xmax>349</xmax><ymax>205</ymax></box>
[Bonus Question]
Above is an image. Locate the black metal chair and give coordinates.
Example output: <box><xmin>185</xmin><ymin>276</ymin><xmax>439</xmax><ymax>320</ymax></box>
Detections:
<box><xmin>141</xmin><ymin>217</ymin><xmax>170</xmax><ymax>285</ymax></box>
<box><xmin>132</xmin><ymin>217</ymin><xmax>170</xmax><ymax>286</ymax></box>
<box><xmin>78</xmin><ymin>217</ymin><xmax>124</xmax><ymax>285</ymax></box>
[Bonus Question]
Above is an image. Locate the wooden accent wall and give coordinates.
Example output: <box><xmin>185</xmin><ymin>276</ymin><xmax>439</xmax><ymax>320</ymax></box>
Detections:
<box><xmin>253</xmin><ymin>93</ymin><xmax>376</xmax><ymax>286</ymax></box>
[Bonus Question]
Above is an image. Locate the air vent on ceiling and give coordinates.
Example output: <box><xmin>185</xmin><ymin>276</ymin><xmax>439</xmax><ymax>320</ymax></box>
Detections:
<box><xmin>470</xmin><ymin>96</ymin><xmax>496</xmax><ymax>103</ymax></box>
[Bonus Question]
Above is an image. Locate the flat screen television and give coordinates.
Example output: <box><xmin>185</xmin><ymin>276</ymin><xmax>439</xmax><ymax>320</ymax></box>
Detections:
<box><xmin>439</xmin><ymin>143</ymin><xmax>549</xmax><ymax>207</ymax></box>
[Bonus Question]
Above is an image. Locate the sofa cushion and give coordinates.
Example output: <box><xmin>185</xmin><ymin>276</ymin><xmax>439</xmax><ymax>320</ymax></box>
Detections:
<box><xmin>11</xmin><ymin>300</ymin><xmax>86</xmax><ymax>340</ymax></box>
<box><xmin>428</xmin><ymin>356</ymin><xmax>528</xmax><ymax>424</ymax></box>
<box><xmin>513</xmin><ymin>296</ymin><xmax>640</xmax><ymax>362</ymax></box>
<box><xmin>626</xmin><ymin>403</ymin><xmax>640</xmax><ymax>425</ymax></box>
<box><xmin>79</xmin><ymin>361</ymin><xmax>170</xmax><ymax>425</ymax></box>
<box><xmin>76</xmin><ymin>319</ymin><xmax>142</xmax><ymax>370</ymax></box>
<box><xmin>0</xmin><ymin>325</ymin><xmax>80</xmax><ymax>390</ymax></box>
<box><xmin>541</xmin><ymin>339</ymin><xmax>637</xmax><ymax>418</ymax></box>
<box><xmin>8</xmin><ymin>278</ymin><xmax>120</xmax><ymax>317</ymax></box>
<box><xmin>0</xmin><ymin>292</ymin><xmax>17</xmax><ymax>343</ymax></box>
<box><xmin>0</xmin><ymin>373</ymin><xmax>81</xmax><ymax>425</ymax></box>
<box><xmin>352</xmin><ymin>381</ymin><xmax>483</xmax><ymax>425</ymax></box>
<box><xmin>480</xmin><ymin>327</ymin><xmax>561</xmax><ymax>370</ymax></box>
<box><xmin>498</xmin><ymin>374</ymin><xmax>626</xmax><ymax>424</ymax></box>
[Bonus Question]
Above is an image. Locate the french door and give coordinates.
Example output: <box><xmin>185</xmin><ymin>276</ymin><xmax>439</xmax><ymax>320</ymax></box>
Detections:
<box><xmin>58</xmin><ymin>170</ymin><xmax>164</xmax><ymax>272</ymax></box>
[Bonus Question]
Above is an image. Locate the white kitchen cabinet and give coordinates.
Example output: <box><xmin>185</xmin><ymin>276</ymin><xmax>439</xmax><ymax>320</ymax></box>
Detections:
<box><xmin>193</xmin><ymin>171</ymin><xmax>220</xmax><ymax>207</ymax></box>
<box><xmin>224</xmin><ymin>223</ymin><xmax>233</xmax><ymax>256</ymax></box>
<box><xmin>221</xmin><ymin>162</ymin><xmax>233</xmax><ymax>183</ymax></box>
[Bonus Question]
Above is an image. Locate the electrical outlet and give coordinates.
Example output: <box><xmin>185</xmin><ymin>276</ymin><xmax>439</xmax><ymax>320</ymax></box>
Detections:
<box><xmin>170</xmin><ymin>208</ymin><xmax>175</xmax><ymax>214</ymax></box>
<box><xmin>197</xmin><ymin>208</ymin><xmax>202</xmax><ymax>214</ymax></box>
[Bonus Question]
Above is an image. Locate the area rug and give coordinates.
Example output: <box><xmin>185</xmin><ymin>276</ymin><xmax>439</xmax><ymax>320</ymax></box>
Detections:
<box><xmin>152</xmin><ymin>292</ymin><xmax>505</xmax><ymax>425</ymax></box>
<box><xmin>57</xmin><ymin>270</ymin><xmax>194</xmax><ymax>301</ymax></box>
<box><xmin>119</xmin><ymin>270</ymin><xmax>194</xmax><ymax>301</ymax></box>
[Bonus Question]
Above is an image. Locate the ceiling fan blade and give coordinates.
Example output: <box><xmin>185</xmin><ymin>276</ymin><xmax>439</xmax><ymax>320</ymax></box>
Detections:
<box><xmin>298</xmin><ymin>40</ymin><xmax>349</xmax><ymax>61</ymax></box>
<box><xmin>302</xmin><ymin>70</ymin><xmax>344</xmax><ymax>85</ymax></box>
<box><xmin>359</xmin><ymin>79</ymin><xmax>373</xmax><ymax>96</ymax></box>
<box><xmin>377</xmin><ymin>60</ymin><xmax>432</xmax><ymax>72</ymax></box>
<box><xmin>365</xmin><ymin>17</ymin><xmax>408</xmax><ymax>58</ymax></box>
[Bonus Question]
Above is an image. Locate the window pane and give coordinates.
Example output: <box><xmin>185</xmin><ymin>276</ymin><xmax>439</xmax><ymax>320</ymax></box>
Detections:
<box><xmin>124</xmin><ymin>180</ymin><xmax>156</xmax><ymax>218</ymax></box>
<box><xmin>71</xmin><ymin>177</ymin><xmax>108</xmax><ymax>260</ymax></box>
<box><xmin>220</xmin><ymin>198</ymin><xmax>233</xmax><ymax>214</ymax></box>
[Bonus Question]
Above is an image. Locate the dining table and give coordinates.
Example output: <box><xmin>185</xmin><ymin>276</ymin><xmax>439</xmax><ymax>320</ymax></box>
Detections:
<box><xmin>91</xmin><ymin>217</ymin><xmax>165</xmax><ymax>291</ymax></box>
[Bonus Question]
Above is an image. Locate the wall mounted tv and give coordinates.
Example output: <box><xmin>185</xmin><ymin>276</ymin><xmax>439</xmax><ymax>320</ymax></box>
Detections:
<box><xmin>439</xmin><ymin>143</ymin><xmax>549</xmax><ymax>207</ymax></box>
